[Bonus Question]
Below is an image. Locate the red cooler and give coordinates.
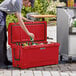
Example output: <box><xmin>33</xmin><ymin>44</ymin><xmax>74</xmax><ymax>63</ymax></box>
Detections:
<box><xmin>8</xmin><ymin>21</ymin><xmax>60</xmax><ymax>69</ymax></box>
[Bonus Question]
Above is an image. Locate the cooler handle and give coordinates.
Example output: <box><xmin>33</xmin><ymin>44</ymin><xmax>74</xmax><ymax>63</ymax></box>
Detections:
<box><xmin>13</xmin><ymin>48</ymin><xmax>20</xmax><ymax>61</ymax></box>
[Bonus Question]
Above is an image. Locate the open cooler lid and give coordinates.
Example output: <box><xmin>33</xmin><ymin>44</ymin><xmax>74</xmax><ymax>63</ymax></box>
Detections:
<box><xmin>8</xmin><ymin>21</ymin><xmax>47</xmax><ymax>45</ymax></box>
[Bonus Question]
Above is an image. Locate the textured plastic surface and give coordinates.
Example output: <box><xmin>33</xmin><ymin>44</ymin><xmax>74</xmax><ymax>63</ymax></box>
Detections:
<box><xmin>8</xmin><ymin>21</ymin><xmax>60</xmax><ymax>69</ymax></box>
<box><xmin>8</xmin><ymin>21</ymin><xmax>47</xmax><ymax>45</ymax></box>
<box><xmin>11</xmin><ymin>43</ymin><xmax>59</xmax><ymax>69</ymax></box>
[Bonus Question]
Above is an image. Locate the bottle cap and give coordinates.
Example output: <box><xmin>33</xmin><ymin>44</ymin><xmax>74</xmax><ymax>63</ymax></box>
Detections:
<box><xmin>30</xmin><ymin>36</ymin><xmax>34</xmax><ymax>41</ymax></box>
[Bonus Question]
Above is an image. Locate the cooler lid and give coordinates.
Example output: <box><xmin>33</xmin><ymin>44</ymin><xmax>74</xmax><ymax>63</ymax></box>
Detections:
<box><xmin>8</xmin><ymin>21</ymin><xmax>47</xmax><ymax>45</ymax></box>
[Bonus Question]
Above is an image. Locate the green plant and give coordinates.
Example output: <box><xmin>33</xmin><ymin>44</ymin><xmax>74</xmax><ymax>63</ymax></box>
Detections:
<box><xmin>5</xmin><ymin>0</ymin><xmax>63</xmax><ymax>29</ymax></box>
<box><xmin>6</xmin><ymin>15</ymin><xmax>18</xmax><ymax>29</ymax></box>
<box><xmin>6</xmin><ymin>0</ymin><xmax>50</xmax><ymax>29</ymax></box>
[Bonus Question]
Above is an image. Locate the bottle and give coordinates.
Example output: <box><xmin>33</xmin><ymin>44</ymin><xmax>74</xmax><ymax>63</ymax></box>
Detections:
<box><xmin>32</xmin><ymin>43</ymin><xmax>38</xmax><ymax>45</ymax></box>
<box><xmin>28</xmin><ymin>42</ymin><xmax>31</xmax><ymax>45</ymax></box>
<box><xmin>67</xmin><ymin>0</ymin><xmax>70</xmax><ymax>7</ymax></box>
<box><xmin>23</xmin><ymin>43</ymin><xmax>28</xmax><ymax>46</ymax></box>
<box><xmin>16</xmin><ymin>43</ymin><xmax>18</xmax><ymax>45</ymax></box>
<box><xmin>67</xmin><ymin>0</ymin><xmax>74</xmax><ymax>7</ymax></box>
<box><xmin>22</xmin><ymin>43</ymin><xmax>28</xmax><ymax>47</ymax></box>
<box><xmin>30</xmin><ymin>36</ymin><xmax>38</xmax><ymax>45</ymax></box>
<box><xmin>30</xmin><ymin>36</ymin><xmax>34</xmax><ymax>45</ymax></box>
<box><xmin>30</xmin><ymin>36</ymin><xmax>34</xmax><ymax>41</ymax></box>
<box><xmin>19</xmin><ymin>43</ymin><xmax>21</xmax><ymax>46</ymax></box>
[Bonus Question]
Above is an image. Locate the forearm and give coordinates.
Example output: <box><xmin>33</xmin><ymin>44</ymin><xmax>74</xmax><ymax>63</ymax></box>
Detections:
<box><xmin>22</xmin><ymin>16</ymin><xmax>33</xmax><ymax>22</ymax></box>
<box><xmin>15</xmin><ymin>12</ymin><xmax>34</xmax><ymax>39</ymax></box>
<box><xmin>18</xmin><ymin>19</ymin><xmax>29</xmax><ymax>35</ymax></box>
<box><xmin>22</xmin><ymin>16</ymin><xmax>28</xmax><ymax>21</ymax></box>
<box><xmin>15</xmin><ymin>13</ymin><xmax>30</xmax><ymax>35</ymax></box>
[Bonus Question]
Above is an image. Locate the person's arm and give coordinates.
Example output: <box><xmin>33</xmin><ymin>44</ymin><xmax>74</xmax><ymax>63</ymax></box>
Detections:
<box><xmin>22</xmin><ymin>16</ymin><xmax>33</xmax><ymax>22</ymax></box>
<box><xmin>15</xmin><ymin>12</ymin><xmax>34</xmax><ymax>39</ymax></box>
<box><xmin>15</xmin><ymin>13</ymin><xmax>33</xmax><ymax>22</ymax></box>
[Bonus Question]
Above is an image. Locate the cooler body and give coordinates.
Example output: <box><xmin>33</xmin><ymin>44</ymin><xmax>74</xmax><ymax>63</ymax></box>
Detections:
<box><xmin>11</xmin><ymin>43</ymin><xmax>59</xmax><ymax>69</ymax></box>
<box><xmin>8</xmin><ymin>21</ymin><xmax>59</xmax><ymax>69</ymax></box>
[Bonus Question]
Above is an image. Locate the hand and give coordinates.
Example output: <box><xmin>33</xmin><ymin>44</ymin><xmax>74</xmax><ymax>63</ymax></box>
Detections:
<box><xmin>28</xmin><ymin>32</ymin><xmax>34</xmax><ymax>40</ymax></box>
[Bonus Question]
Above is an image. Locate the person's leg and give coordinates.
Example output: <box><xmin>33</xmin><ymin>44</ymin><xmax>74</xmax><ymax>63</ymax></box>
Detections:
<box><xmin>0</xmin><ymin>26</ymin><xmax>5</xmax><ymax>65</ymax></box>
<box><xmin>0</xmin><ymin>11</ymin><xmax>12</xmax><ymax>66</ymax></box>
<box><xmin>0</xmin><ymin>11</ymin><xmax>6</xmax><ymax>66</ymax></box>
<box><xmin>3</xmin><ymin>24</ymin><xmax>8</xmax><ymax>63</ymax></box>
<box><xmin>3</xmin><ymin>23</ymin><xmax>12</xmax><ymax>65</ymax></box>
<box><xmin>2</xmin><ymin>11</ymin><xmax>12</xmax><ymax>65</ymax></box>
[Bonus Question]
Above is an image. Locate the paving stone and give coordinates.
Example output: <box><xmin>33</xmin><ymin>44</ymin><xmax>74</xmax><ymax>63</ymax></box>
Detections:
<box><xmin>4</xmin><ymin>70</ymin><xmax>11</xmax><ymax>76</ymax></box>
<box><xmin>12</xmin><ymin>70</ymin><xmax>20</xmax><ymax>76</ymax></box>
<box><xmin>21</xmin><ymin>70</ymin><xmax>34</xmax><ymax>76</ymax></box>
